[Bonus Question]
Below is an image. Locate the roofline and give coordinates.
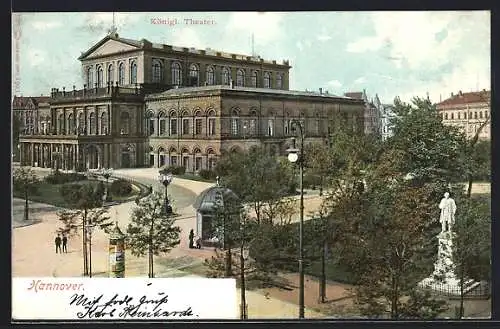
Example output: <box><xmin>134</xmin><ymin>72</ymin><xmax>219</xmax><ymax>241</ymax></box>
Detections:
<box><xmin>146</xmin><ymin>85</ymin><xmax>364</xmax><ymax>103</ymax></box>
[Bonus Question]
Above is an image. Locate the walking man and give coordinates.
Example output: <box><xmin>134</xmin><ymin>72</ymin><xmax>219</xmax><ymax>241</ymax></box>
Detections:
<box><xmin>188</xmin><ymin>229</ymin><xmax>194</xmax><ymax>249</ymax></box>
<box><xmin>62</xmin><ymin>235</ymin><xmax>68</xmax><ymax>253</ymax></box>
<box><xmin>55</xmin><ymin>234</ymin><xmax>62</xmax><ymax>254</ymax></box>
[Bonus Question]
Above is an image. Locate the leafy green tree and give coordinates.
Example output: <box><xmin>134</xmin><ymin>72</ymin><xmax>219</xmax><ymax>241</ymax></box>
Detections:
<box><xmin>13</xmin><ymin>167</ymin><xmax>40</xmax><ymax>221</ymax></box>
<box><xmin>303</xmin><ymin>142</ymin><xmax>333</xmax><ymax>195</ymax></box>
<box><xmin>126</xmin><ymin>191</ymin><xmax>181</xmax><ymax>278</ymax></box>
<box><xmin>452</xmin><ymin>196</ymin><xmax>491</xmax><ymax>318</ymax></box>
<box><xmin>388</xmin><ymin>97</ymin><xmax>466</xmax><ymax>188</ymax></box>
<box><xmin>214</xmin><ymin>147</ymin><xmax>292</xmax><ymax>224</ymax></box>
<box><xmin>58</xmin><ymin>207</ymin><xmax>112</xmax><ymax>276</ymax></box>
<box><xmin>334</xmin><ymin>177</ymin><xmax>448</xmax><ymax>319</ymax></box>
<box><xmin>58</xmin><ymin>183</ymin><xmax>108</xmax><ymax>275</ymax></box>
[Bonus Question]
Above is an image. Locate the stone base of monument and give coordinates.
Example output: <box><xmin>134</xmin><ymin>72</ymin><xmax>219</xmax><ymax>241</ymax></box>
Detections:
<box><xmin>418</xmin><ymin>231</ymin><xmax>479</xmax><ymax>296</ymax></box>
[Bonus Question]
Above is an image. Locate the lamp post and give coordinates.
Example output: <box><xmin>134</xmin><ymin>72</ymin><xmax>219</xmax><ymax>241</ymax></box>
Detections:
<box><xmin>100</xmin><ymin>168</ymin><xmax>114</xmax><ymax>202</ymax></box>
<box><xmin>158</xmin><ymin>172</ymin><xmax>173</xmax><ymax>215</ymax></box>
<box><xmin>286</xmin><ymin>119</ymin><xmax>305</xmax><ymax>319</ymax></box>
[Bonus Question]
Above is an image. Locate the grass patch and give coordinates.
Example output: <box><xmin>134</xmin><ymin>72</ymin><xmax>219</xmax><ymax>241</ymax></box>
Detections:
<box><xmin>177</xmin><ymin>173</ymin><xmax>216</xmax><ymax>183</ymax></box>
<box><xmin>13</xmin><ymin>180</ymin><xmax>138</xmax><ymax>208</ymax></box>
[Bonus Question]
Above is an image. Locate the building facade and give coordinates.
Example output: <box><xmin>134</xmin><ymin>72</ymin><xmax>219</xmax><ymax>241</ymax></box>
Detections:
<box><xmin>18</xmin><ymin>32</ymin><xmax>365</xmax><ymax>171</ymax></box>
<box><xmin>436</xmin><ymin>90</ymin><xmax>491</xmax><ymax>140</ymax></box>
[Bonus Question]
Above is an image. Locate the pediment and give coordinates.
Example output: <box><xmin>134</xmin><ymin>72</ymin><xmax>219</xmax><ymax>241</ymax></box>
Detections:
<box><xmin>81</xmin><ymin>38</ymin><xmax>140</xmax><ymax>60</ymax></box>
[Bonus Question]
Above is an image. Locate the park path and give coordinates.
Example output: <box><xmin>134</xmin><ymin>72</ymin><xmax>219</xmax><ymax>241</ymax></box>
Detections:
<box><xmin>12</xmin><ymin>167</ymin><xmax>327</xmax><ymax>318</ymax></box>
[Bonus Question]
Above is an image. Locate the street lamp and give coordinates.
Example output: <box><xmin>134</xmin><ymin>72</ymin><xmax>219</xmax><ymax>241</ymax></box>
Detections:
<box><xmin>286</xmin><ymin>119</ymin><xmax>305</xmax><ymax>319</ymax></box>
<box><xmin>100</xmin><ymin>168</ymin><xmax>114</xmax><ymax>202</ymax></box>
<box><xmin>158</xmin><ymin>172</ymin><xmax>173</xmax><ymax>215</ymax></box>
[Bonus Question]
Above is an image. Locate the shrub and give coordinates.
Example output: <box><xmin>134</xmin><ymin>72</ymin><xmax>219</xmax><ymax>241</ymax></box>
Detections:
<box><xmin>109</xmin><ymin>179</ymin><xmax>133</xmax><ymax>197</ymax></box>
<box><xmin>198</xmin><ymin>169</ymin><xmax>217</xmax><ymax>181</ymax></box>
<box><xmin>45</xmin><ymin>171</ymin><xmax>87</xmax><ymax>184</ymax></box>
<box><xmin>159</xmin><ymin>166</ymin><xmax>186</xmax><ymax>175</ymax></box>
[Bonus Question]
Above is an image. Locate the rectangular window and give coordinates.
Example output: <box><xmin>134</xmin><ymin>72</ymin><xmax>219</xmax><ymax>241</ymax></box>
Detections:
<box><xmin>159</xmin><ymin>120</ymin><xmax>166</xmax><ymax>135</ymax></box>
<box><xmin>183</xmin><ymin>118</ymin><xmax>190</xmax><ymax>135</ymax></box>
<box><xmin>195</xmin><ymin>118</ymin><xmax>203</xmax><ymax>135</ymax></box>
<box><xmin>170</xmin><ymin>119</ymin><xmax>177</xmax><ymax>135</ymax></box>
<box><xmin>171</xmin><ymin>156</ymin><xmax>178</xmax><ymax>166</ymax></box>
<box><xmin>284</xmin><ymin>120</ymin><xmax>289</xmax><ymax>135</ymax></box>
<box><xmin>148</xmin><ymin>119</ymin><xmax>155</xmax><ymax>136</ymax></box>
<box><xmin>208</xmin><ymin>118</ymin><xmax>216</xmax><ymax>136</ymax></box>
<box><xmin>183</xmin><ymin>156</ymin><xmax>189</xmax><ymax>169</ymax></box>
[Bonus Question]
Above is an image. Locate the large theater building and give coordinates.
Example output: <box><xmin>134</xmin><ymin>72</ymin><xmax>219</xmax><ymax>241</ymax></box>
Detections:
<box><xmin>18</xmin><ymin>32</ymin><xmax>365</xmax><ymax>171</ymax></box>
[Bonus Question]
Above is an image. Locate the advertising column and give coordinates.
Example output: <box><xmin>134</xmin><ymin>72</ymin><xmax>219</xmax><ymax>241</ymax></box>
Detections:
<box><xmin>108</xmin><ymin>222</ymin><xmax>125</xmax><ymax>278</ymax></box>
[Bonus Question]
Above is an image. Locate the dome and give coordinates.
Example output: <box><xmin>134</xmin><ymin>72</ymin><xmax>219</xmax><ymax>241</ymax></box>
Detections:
<box><xmin>193</xmin><ymin>186</ymin><xmax>240</xmax><ymax>214</ymax></box>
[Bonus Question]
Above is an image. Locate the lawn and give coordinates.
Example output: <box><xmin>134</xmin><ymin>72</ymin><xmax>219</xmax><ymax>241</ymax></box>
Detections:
<box><xmin>13</xmin><ymin>179</ymin><xmax>139</xmax><ymax>209</ymax></box>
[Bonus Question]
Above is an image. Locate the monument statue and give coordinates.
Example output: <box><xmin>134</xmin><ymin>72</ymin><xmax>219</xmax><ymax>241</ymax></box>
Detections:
<box><xmin>439</xmin><ymin>192</ymin><xmax>456</xmax><ymax>233</ymax></box>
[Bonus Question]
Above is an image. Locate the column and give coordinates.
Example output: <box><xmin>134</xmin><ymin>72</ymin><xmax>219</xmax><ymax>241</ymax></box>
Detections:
<box><xmin>76</xmin><ymin>144</ymin><xmax>80</xmax><ymax>171</ymax></box>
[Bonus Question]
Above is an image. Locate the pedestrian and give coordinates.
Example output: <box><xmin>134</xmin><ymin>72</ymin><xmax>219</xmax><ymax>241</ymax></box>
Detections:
<box><xmin>55</xmin><ymin>234</ymin><xmax>62</xmax><ymax>254</ymax></box>
<box><xmin>62</xmin><ymin>235</ymin><xmax>68</xmax><ymax>253</ymax></box>
<box><xmin>195</xmin><ymin>236</ymin><xmax>202</xmax><ymax>249</ymax></box>
<box><xmin>188</xmin><ymin>229</ymin><xmax>194</xmax><ymax>249</ymax></box>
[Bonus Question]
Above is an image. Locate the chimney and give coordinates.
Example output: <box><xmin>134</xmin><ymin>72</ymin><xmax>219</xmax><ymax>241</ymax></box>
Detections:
<box><xmin>451</xmin><ymin>92</ymin><xmax>454</xmax><ymax>97</ymax></box>
<box><xmin>459</xmin><ymin>90</ymin><xmax>463</xmax><ymax>96</ymax></box>
<box><xmin>319</xmin><ymin>87</ymin><xmax>323</xmax><ymax>94</ymax></box>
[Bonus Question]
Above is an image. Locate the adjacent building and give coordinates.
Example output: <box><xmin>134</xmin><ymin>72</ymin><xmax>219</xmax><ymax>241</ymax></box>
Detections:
<box><xmin>436</xmin><ymin>90</ymin><xmax>491</xmax><ymax>141</ymax></box>
<box><xmin>18</xmin><ymin>31</ymin><xmax>365</xmax><ymax>171</ymax></box>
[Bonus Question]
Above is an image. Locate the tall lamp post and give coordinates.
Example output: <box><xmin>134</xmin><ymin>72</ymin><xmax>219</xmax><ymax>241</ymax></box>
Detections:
<box><xmin>100</xmin><ymin>168</ymin><xmax>114</xmax><ymax>202</ymax></box>
<box><xmin>286</xmin><ymin>119</ymin><xmax>305</xmax><ymax>319</ymax></box>
<box><xmin>158</xmin><ymin>172</ymin><xmax>173</xmax><ymax>215</ymax></box>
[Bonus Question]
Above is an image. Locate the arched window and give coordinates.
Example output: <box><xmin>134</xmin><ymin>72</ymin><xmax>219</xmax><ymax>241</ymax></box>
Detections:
<box><xmin>189</xmin><ymin>64</ymin><xmax>199</xmax><ymax>86</ymax></box>
<box><xmin>130</xmin><ymin>60</ymin><xmax>137</xmax><ymax>84</ymax></box>
<box><xmin>89</xmin><ymin>113</ymin><xmax>96</xmax><ymax>135</ymax></box>
<box><xmin>107</xmin><ymin>64</ymin><xmax>114</xmax><ymax>84</ymax></box>
<box><xmin>231</xmin><ymin>108</ymin><xmax>239</xmax><ymax>136</ymax></box>
<box><xmin>236</xmin><ymin>69</ymin><xmax>245</xmax><ymax>87</ymax></box>
<box><xmin>118</xmin><ymin>62</ymin><xmax>125</xmax><ymax>85</ymax></box>
<box><xmin>97</xmin><ymin>66</ymin><xmax>104</xmax><ymax>87</ymax></box>
<box><xmin>171</xmin><ymin>62</ymin><xmax>182</xmax><ymax>86</ymax></box>
<box><xmin>206</xmin><ymin>66</ymin><xmax>215</xmax><ymax>85</ymax></box>
<box><xmin>78</xmin><ymin>113</ymin><xmax>85</xmax><ymax>134</ymax></box>
<box><xmin>152</xmin><ymin>59</ymin><xmax>163</xmax><ymax>83</ymax></box>
<box><xmin>146</xmin><ymin>111</ymin><xmax>155</xmax><ymax>136</ymax></box>
<box><xmin>276</xmin><ymin>73</ymin><xmax>282</xmax><ymax>89</ymax></box>
<box><xmin>67</xmin><ymin>113</ymin><xmax>74</xmax><ymax>135</ymax></box>
<box><xmin>100</xmin><ymin>112</ymin><xmax>108</xmax><ymax>135</ymax></box>
<box><xmin>249</xmin><ymin>110</ymin><xmax>258</xmax><ymax>135</ymax></box>
<box><xmin>263</xmin><ymin>72</ymin><xmax>271</xmax><ymax>88</ymax></box>
<box><xmin>251</xmin><ymin>71</ymin><xmax>258</xmax><ymax>87</ymax></box>
<box><xmin>207</xmin><ymin>109</ymin><xmax>216</xmax><ymax>136</ymax></box>
<box><xmin>158</xmin><ymin>112</ymin><xmax>167</xmax><ymax>135</ymax></box>
<box><xmin>120</xmin><ymin>112</ymin><xmax>130</xmax><ymax>135</ymax></box>
<box><xmin>87</xmin><ymin>67</ymin><xmax>93</xmax><ymax>88</ymax></box>
<box><xmin>222</xmin><ymin>67</ymin><xmax>231</xmax><ymax>85</ymax></box>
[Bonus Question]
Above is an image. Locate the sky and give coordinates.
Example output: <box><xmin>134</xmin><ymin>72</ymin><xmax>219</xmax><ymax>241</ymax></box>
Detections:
<box><xmin>11</xmin><ymin>11</ymin><xmax>490</xmax><ymax>104</ymax></box>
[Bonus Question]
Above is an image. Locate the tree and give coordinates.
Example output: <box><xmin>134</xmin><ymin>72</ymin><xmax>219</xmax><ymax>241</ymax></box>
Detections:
<box><xmin>452</xmin><ymin>196</ymin><xmax>491</xmax><ymax>318</ymax></box>
<box><xmin>303</xmin><ymin>142</ymin><xmax>333</xmax><ymax>195</ymax></box>
<box><xmin>333</xmin><ymin>176</ymin><xmax>448</xmax><ymax>319</ymax></box>
<box><xmin>388</xmin><ymin>97</ymin><xmax>466</xmax><ymax>188</ymax></box>
<box><xmin>126</xmin><ymin>191</ymin><xmax>181</xmax><ymax>278</ymax></box>
<box><xmin>58</xmin><ymin>207</ymin><xmax>112</xmax><ymax>276</ymax></box>
<box><xmin>214</xmin><ymin>147</ymin><xmax>292</xmax><ymax>224</ymax></box>
<box><xmin>463</xmin><ymin>90</ymin><xmax>491</xmax><ymax>197</ymax></box>
<box><xmin>58</xmin><ymin>183</ymin><xmax>108</xmax><ymax>275</ymax></box>
<box><xmin>13</xmin><ymin>167</ymin><xmax>40</xmax><ymax>221</ymax></box>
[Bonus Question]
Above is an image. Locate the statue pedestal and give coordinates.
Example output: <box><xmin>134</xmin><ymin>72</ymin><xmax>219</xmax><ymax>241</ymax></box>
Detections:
<box><xmin>418</xmin><ymin>231</ymin><xmax>478</xmax><ymax>295</ymax></box>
